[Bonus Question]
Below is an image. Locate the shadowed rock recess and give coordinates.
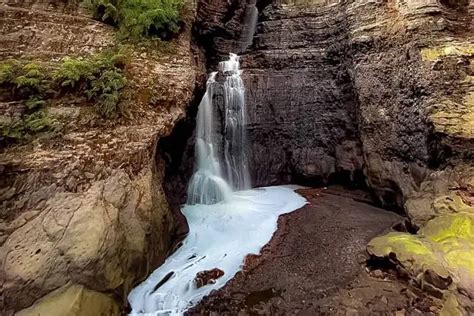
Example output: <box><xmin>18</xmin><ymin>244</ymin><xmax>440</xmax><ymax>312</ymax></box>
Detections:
<box><xmin>0</xmin><ymin>0</ymin><xmax>473</xmax><ymax>314</ymax></box>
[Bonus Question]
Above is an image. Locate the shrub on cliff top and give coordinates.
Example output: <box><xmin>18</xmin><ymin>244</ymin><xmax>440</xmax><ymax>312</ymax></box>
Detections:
<box><xmin>88</xmin><ymin>0</ymin><xmax>184</xmax><ymax>40</ymax></box>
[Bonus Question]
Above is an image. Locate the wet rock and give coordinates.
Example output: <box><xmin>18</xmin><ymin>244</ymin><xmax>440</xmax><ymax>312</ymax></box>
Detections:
<box><xmin>194</xmin><ymin>268</ymin><xmax>225</xmax><ymax>288</ymax></box>
<box><xmin>370</xmin><ymin>269</ymin><xmax>384</xmax><ymax>279</ymax></box>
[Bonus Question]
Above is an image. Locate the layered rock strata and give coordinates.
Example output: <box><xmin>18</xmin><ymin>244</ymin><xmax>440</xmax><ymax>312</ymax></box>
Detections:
<box><xmin>192</xmin><ymin>0</ymin><xmax>474</xmax><ymax>312</ymax></box>
<box><xmin>0</xmin><ymin>0</ymin><xmax>199</xmax><ymax>314</ymax></box>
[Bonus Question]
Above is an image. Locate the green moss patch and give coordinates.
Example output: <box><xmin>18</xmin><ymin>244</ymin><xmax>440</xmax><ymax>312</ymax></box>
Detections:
<box><xmin>368</xmin><ymin>212</ymin><xmax>474</xmax><ymax>298</ymax></box>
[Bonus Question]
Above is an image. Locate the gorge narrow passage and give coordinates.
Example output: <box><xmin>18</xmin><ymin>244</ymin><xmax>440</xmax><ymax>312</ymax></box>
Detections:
<box><xmin>128</xmin><ymin>55</ymin><xmax>308</xmax><ymax>315</ymax></box>
<box><xmin>191</xmin><ymin>187</ymin><xmax>441</xmax><ymax>315</ymax></box>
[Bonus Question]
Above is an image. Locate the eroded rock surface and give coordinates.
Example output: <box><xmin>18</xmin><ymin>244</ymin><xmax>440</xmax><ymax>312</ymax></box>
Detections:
<box><xmin>0</xmin><ymin>0</ymin><xmax>200</xmax><ymax>313</ymax></box>
<box><xmin>191</xmin><ymin>0</ymin><xmax>474</xmax><ymax>312</ymax></box>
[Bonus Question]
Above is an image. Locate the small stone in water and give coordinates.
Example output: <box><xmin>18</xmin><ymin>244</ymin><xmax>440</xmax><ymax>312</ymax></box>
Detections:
<box><xmin>195</xmin><ymin>268</ymin><xmax>225</xmax><ymax>288</ymax></box>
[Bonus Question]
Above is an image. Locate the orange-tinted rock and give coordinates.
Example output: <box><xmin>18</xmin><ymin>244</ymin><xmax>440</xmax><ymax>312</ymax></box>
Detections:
<box><xmin>194</xmin><ymin>268</ymin><xmax>225</xmax><ymax>288</ymax></box>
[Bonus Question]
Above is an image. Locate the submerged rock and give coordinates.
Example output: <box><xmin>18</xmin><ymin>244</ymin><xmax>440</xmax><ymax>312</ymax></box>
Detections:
<box><xmin>195</xmin><ymin>268</ymin><xmax>225</xmax><ymax>288</ymax></box>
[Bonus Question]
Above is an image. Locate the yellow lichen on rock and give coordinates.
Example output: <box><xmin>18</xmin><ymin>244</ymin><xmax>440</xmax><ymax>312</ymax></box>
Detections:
<box><xmin>432</xmin><ymin>194</ymin><xmax>474</xmax><ymax>217</ymax></box>
<box><xmin>15</xmin><ymin>283</ymin><xmax>120</xmax><ymax>316</ymax></box>
<box><xmin>429</xmin><ymin>96</ymin><xmax>474</xmax><ymax>140</ymax></box>
<box><xmin>368</xmin><ymin>212</ymin><xmax>474</xmax><ymax>298</ymax></box>
<box><xmin>440</xmin><ymin>293</ymin><xmax>463</xmax><ymax>316</ymax></box>
<box><xmin>367</xmin><ymin>232</ymin><xmax>448</xmax><ymax>277</ymax></box>
<box><xmin>421</xmin><ymin>44</ymin><xmax>474</xmax><ymax>61</ymax></box>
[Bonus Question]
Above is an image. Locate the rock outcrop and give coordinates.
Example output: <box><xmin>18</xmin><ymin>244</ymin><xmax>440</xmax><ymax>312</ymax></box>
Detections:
<box><xmin>0</xmin><ymin>0</ymin><xmax>200</xmax><ymax>313</ymax></box>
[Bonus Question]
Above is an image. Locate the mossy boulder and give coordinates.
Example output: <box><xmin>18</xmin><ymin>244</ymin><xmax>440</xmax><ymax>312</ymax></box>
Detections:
<box><xmin>368</xmin><ymin>212</ymin><xmax>474</xmax><ymax>299</ymax></box>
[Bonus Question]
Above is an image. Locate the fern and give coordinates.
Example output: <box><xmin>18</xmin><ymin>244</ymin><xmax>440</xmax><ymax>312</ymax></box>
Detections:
<box><xmin>87</xmin><ymin>69</ymin><xmax>126</xmax><ymax>118</ymax></box>
<box><xmin>0</xmin><ymin>60</ymin><xmax>21</xmax><ymax>85</ymax></box>
<box><xmin>53</xmin><ymin>57</ymin><xmax>94</xmax><ymax>88</ymax></box>
<box><xmin>25</xmin><ymin>97</ymin><xmax>46</xmax><ymax>110</ymax></box>
<box><xmin>88</xmin><ymin>0</ymin><xmax>184</xmax><ymax>40</ymax></box>
<box><xmin>24</xmin><ymin>111</ymin><xmax>60</xmax><ymax>133</ymax></box>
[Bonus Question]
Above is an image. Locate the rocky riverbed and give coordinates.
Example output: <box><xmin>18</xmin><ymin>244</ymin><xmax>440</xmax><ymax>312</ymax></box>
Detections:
<box><xmin>191</xmin><ymin>187</ymin><xmax>442</xmax><ymax>315</ymax></box>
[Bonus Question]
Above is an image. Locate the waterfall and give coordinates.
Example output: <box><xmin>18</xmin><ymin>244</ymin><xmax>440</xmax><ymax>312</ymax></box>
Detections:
<box><xmin>187</xmin><ymin>54</ymin><xmax>251</xmax><ymax>205</ymax></box>
<box><xmin>127</xmin><ymin>54</ymin><xmax>306</xmax><ymax>316</ymax></box>
<box><xmin>238</xmin><ymin>1</ymin><xmax>258</xmax><ymax>52</ymax></box>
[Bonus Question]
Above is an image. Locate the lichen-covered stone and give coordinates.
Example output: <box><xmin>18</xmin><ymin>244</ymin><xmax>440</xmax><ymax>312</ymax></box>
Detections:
<box><xmin>368</xmin><ymin>212</ymin><xmax>474</xmax><ymax>299</ymax></box>
<box><xmin>421</xmin><ymin>44</ymin><xmax>474</xmax><ymax>61</ymax></box>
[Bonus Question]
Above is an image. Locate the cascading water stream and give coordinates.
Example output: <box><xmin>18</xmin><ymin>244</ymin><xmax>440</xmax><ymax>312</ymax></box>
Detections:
<box><xmin>187</xmin><ymin>54</ymin><xmax>250</xmax><ymax>205</ymax></box>
<box><xmin>128</xmin><ymin>54</ymin><xmax>306</xmax><ymax>315</ymax></box>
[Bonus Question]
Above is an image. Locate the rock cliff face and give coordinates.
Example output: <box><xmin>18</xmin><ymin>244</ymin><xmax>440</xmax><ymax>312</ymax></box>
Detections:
<box><xmin>189</xmin><ymin>0</ymin><xmax>473</xmax><ymax>311</ymax></box>
<box><xmin>1</xmin><ymin>0</ymin><xmax>473</xmax><ymax>314</ymax></box>
<box><xmin>0</xmin><ymin>0</ymin><xmax>200</xmax><ymax>314</ymax></box>
<box><xmin>194</xmin><ymin>0</ymin><xmax>472</xmax><ymax>206</ymax></box>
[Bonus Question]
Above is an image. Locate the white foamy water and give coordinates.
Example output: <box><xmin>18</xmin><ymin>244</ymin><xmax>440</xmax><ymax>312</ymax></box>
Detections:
<box><xmin>128</xmin><ymin>186</ymin><xmax>306</xmax><ymax>315</ymax></box>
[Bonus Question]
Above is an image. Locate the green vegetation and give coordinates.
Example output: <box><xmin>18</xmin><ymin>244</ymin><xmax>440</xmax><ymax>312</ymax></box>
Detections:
<box><xmin>0</xmin><ymin>59</ymin><xmax>21</xmax><ymax>85</ymax></box>
<box><xmin>87</xmin><ymin>0</ymin><xmax>184</xmax><ymax>40</ymax></box>
<box><xmin>1</xmin><ymin>111</ymin><xmax>61</xmax><ymax>144</ymax></box>
<box><xmin>52</xmin><ymin>49</ymin><xmax>129</xmax><ymax>118</ymax></box>
<box><xmin>0</xmin><ymin>49</ymin><xmax>129</xmax><ymax>145</ymax></box>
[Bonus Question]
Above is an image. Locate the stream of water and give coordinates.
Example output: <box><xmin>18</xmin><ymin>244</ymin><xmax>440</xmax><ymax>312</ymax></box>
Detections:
<box><xmin>128</xmin><ymin>54</ymin><xmax>306</xmax><ymax>315</ymax></box>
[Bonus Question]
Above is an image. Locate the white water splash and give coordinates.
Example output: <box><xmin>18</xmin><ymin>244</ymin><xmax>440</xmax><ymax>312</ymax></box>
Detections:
<box><xmin>128</xmin><ymin>186</ymin><xmax>306</xmax><ymax>315</ymax></box>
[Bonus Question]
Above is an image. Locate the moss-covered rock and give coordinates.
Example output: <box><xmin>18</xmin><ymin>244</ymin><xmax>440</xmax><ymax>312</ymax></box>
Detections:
<box><xmin>368</xmin><ymin>212</ymin><xmax>474</xmax><ymax>299</ymax></box>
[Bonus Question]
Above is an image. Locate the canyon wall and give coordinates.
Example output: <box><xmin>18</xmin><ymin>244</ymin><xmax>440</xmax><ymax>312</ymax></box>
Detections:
<box><xmin>0</xmin><ymin>0</ymin><xmax>200</xmax><ymax>314</ymax></box>
<box><xmin>194</xmin><ymin>0</ymin><xmax>472</xmax><ymax>207</ymax></box>
<box><xmin>0</xmin><ymin>0</ymin><xmax>473</xmax><ymax>314</ymax></box>
<box><xmin>191</xmin><ymin>0</ymin><xmax>473</xmax><ymax>311</ymax></box>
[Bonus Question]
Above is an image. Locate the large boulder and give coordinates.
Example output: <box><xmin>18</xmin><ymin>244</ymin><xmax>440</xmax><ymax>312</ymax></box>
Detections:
<box><xmin>1</xmin><ymin>170</ymin><xmax>175</xmax><ymax>313</ymax></box>
<box><xmin>16</xmin><ymin>284</ymin><xmax>120</xmax><ymax>316</ymax></box>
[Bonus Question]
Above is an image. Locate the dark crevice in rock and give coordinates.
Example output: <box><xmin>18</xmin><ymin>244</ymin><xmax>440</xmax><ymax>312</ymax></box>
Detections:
<box><xmin>392</xmin><ymin>219</ymin><xmax>419</xmax><ymax>234</ymax></box>
<box><xmin>156</xmin><ymin>74</ymin><xmax>207</xmax><ymax>247</ymax></box>
<box><xmin>158</xmin><ymin>83</ymin><xmax>203</xmax><ymax>208</ymax></box>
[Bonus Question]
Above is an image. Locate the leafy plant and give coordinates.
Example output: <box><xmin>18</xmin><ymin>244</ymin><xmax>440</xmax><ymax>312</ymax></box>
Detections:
<box><xmin>0</xmin><ymin>119</ymin><xmax>24</xmax><ymax>142</ymax></box>
<box><xmin>52</xmin><ymin>57</ymin><xmax>95</xmax><ymax>88</ymax></box>
<box><xmin>87</xmin><ymin>69</ymin><xmax>126</xmax><ymax>118</ymax></box>
<box><xmin>0</xmin><ymin>60</ymin><xmax>21</xmax><ymax>85</ymax></box>
<box><xmin>0</xmin><ymin>49</ymin><xmax>129</xmax><ymax>148</ymax></box>
<box><xmin>14</xmin><ymin>62</ymin><xmax>48</xmax><ymax>96</ymax></box>
<box><xmin>87</xmin><ymin>0</ymin><xmax>184</xmax><ymax>39</ymax></box>
<box><xmin>25</xmin><ymin>97</ymin><xmax>46</xmax><ymax>111</ymax></box>
<box><xmin>52</xmin><ymin>49</ymin><xmax>129</xmax><ymax>118</ymax></box>
<box><xmin>23</xmin><ymin>111</ymin><xmax>61</xmax><ymax>133</ymax></box>
<box><xmin>0</xmin><ymin>111</ymin><xmax>60</xmax><ymax>145</ymax></box>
